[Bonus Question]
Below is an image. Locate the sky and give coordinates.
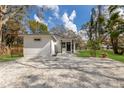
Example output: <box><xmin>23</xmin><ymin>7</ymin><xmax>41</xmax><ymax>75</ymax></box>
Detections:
<box><xmin>32</xmin><ymin>5</ymin><xmax>95</xmax><ymax>32</ymax></box>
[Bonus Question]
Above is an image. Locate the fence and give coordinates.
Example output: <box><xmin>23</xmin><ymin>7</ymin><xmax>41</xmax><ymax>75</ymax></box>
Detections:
<box><xmin>0</xmin><ymin>44</ymin><xmax>23</xmax><ymax>56</ymax></box>
<box><xmin>10</xmin><ymin>45</ymin><xmax>23</xmax><ymax>56</ymax></box>
<box><xmin>0</xmin><ymin>43</ymin><xmax>10</xmax><ymax>56</ymax></box>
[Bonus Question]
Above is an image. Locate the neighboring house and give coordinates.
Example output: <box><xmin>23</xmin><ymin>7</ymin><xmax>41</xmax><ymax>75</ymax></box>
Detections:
<box><xmin>23</xmin><ymin>33</ymin><xmax>76</xmax><ymax>57</ymax></box>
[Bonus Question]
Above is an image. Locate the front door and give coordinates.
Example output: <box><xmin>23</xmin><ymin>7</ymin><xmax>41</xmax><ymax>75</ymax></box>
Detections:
<box><xmin>66</xmin><ymin>42</ymin><xmax>71</xmax><ymax>51</ymax></box>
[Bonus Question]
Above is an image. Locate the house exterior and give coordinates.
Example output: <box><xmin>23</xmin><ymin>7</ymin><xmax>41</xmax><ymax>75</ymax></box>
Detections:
<box><xmin>23</xmin><ymin>34</ymin><xmax>76</xmax><ymax>57</ymax></box>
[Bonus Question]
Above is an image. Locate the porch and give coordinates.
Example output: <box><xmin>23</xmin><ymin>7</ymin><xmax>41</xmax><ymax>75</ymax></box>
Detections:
<box><xmin>60</xmin><ymin>39</ymin><xmax>75</xmax><ymax>54</ymax></box>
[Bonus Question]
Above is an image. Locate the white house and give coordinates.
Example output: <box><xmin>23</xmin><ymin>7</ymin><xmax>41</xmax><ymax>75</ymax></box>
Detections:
<box><xmin>23</xmin><ymin>34</ymin><xmax>76</xmax><ymax>57</ymax></box>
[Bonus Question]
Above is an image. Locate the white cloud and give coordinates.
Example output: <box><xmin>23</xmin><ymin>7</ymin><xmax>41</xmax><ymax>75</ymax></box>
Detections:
<box><xmin>34</xmin><ymin>14</ymin><xmax>47</xmax><ymax>25</ymax></box>
<box><xmin>62</xmin><ymin>12</ymin><xmax>70</xmax><ymax>23</ymax></box>
<box><xmin>69</xmin><ymin>10</ymin><xmax>76</xmax><ymax>21</ymax></box>
<box><xmin>42</xmin><ymin>5</ymin><xmax>59</xmax><ymax>18</ymax></box>
<box><xmin>62</xmin><ymin>10</ymin><xmax>77</xmax><ymax>32</ymax></box>
<box><xmin>48</xmin><ymin>16</ymin><xmax>52</xmax><ymax>23</ymax></box>
<box><xmin>34</xmin><ymin>14</ymin><xmax>41</xmax><ymax>23</ymax></box>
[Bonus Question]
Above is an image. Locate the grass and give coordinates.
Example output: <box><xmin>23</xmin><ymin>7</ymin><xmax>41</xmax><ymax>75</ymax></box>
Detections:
<box><xmin>76</xmin><ymin>50</ymin><xmax>124</xmax><ymax>62</ymax></box>
<box><xmin>0</xmin><ymin>55</ymin><xmax>22</xmax><ymax>62</ymax></box>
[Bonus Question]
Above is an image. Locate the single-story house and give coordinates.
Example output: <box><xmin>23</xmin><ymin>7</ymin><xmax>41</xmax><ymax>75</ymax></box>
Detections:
<box><xmin>23</xmin><ymin>33</ymin><xmax>76</xmax><ymax>57</ymax></box>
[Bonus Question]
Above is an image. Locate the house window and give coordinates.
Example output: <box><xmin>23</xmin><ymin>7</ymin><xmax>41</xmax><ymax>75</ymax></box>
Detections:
<box><xmin>34</xmin><ymin>38</ymin><xmax>41</xmax><ymax>41</ymax></box>
<box><xmin>62</xmin><ymin>42</ymin><xmax>66</xmax><ymax>48</ymax></box>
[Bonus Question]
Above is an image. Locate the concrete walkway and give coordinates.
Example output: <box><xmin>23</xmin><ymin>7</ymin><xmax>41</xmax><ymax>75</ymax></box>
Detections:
<box><xmin>0</xmin><ymin>55</ymin><xmax>124</xmax><ymax>88</ymax></box>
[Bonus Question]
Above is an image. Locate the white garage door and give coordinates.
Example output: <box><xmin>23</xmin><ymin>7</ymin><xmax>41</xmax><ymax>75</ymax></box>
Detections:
<box><xmin>24</xmin><ymin>35</ymin><xmax>51</xmax><ymax>57</ymax></box>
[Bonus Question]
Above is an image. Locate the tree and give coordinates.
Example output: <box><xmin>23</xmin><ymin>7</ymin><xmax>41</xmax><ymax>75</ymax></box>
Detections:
<box><xmin>2</xmin><ymin>18</ymin><xmax>22</xmax><ymax>47</ymax></box>
<box><xmin>82</xmin><ymin>6</ymin><xmax>107</xmax><ymax>56</ymax></box>
<box><xmin>50</xmin><ymin>25</ymin><xmax>67</xmax><ymax>35</ymax></box>
<box><xmin>0</xmin><ymin>5</ymin><xmax>26</xmax><ymax>44</ymax></box>
<box><xmin>106</xmin><ymin>5</ymin><xmax>124</xmax><ymax>54</ymax></box>
<box><xmin>87</xmin><ymin>7</ymin><xmax>99</xmax><ymax>56</ymax></box>
<box><xmin>28</xmin><ymin>20</ymin><xmax>48</xmax><ymax>34</ymax></box>
<box><xmin>50</xmin><ymin>25</ymin><xmax>78</xmax><ymax>38</ymax></box>
<box><xmin>0</xmin><ymin>5</ymin><xmax>44</xmax><ymax>44</ymax></box>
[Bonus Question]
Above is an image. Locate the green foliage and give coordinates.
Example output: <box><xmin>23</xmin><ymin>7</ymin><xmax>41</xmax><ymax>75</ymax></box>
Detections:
<box><xmin>98</xmin><ymin>15</ymin><xmax>105</xmax><ymax>24</ymax></box>
<box><xmin>106</xmin><ymin>6</ymin><xmax>124</xmax><ymax>54</ymax></box>
<box><xmin>87</xmin><ymin>40</ymin><xmax>99</xmax><ymax>57</ymax></box>
<box><xmin>108</xmin><ymin>5</ymin><xmax>119</xmax><ymax>14</ymax></box>
<box><xmin>77</xmin><ymin>50</ymin><xmax>124</xmax><ymax>62</ymax></box>
<box><xmin>28</xmin><ymin>20</ymin><xmax>48</xmax><ymax>34</ymax></box>
<box><xmin>110</xmin><ymin>31</ymin><xmax>120</xmax><ymax>38</ymax></box>
<box><xmin>0</xmin><ymin>55</ymin><xmax>21</xmax><ymax>62</ymax></box>
<box><xmin>86</xmin><ymin>5</ymin><xmax>124</xmax><ymax>55</ymax></box>
<box><xmin>3</xmin><ymin>18</ymin><xmax>22</xmax><ymax>47</ymax></box>
<box><xmin>7</xmin><ymin>18</ymin><xmax>20</xmax><ymax>31</ymax></box>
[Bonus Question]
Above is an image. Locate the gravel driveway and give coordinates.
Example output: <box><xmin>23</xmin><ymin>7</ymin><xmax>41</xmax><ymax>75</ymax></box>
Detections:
<box><xmin>0</xmin><ymin>54</ymin><xmax>124</xmax><ymax>88</ymax></box>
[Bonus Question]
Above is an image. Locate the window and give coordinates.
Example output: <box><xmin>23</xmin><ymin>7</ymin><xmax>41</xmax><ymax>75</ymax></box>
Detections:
<box><xmin>34</xmin><ymin>38</ymin><xmax>41</xmax><ymax>41</ymax></box>
<box><xmin>62</xmin><ymin>42</ymin><xmax>66</xmax><ymax>48</ymax></box>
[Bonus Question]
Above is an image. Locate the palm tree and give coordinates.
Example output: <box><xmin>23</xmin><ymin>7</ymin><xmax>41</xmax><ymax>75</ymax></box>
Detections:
<box><xmin>106</xmin><ymin>5</ymin><xmax>124</xmax><ymax>54</ymax></box>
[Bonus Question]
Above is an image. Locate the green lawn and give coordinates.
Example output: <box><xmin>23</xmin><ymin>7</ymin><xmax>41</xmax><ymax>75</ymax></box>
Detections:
<box><xmin>76</xmin><ymin>50</ymin><xmax>124</xmax><ymax>62</ymax></box>
<box><xmin>0</xmin><ymin>55</ymin><xmax>22</xmax><ymax>62</ymax></box>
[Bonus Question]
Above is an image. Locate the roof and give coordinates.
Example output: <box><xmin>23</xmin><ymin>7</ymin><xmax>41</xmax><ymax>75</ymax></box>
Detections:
<box><xmin>19</xmin><ymin>33</ymin><xmax>50</xmax><ymax>36</ymax></box>
<box><xmin>50</xmin><ymin>30</ymin><xmax>77</xmax><ymax>40</ymax></box>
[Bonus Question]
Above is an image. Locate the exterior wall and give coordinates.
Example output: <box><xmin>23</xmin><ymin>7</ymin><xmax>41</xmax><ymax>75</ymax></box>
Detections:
<box><xmin>73</xmin><ymin>41</ymin><xmax>76</xmax><ymax>53</ymax></box>
<box><xmin>23</xmin><ymin>35</ymin><xmax>76</xmax><ymax>57</ymax></box>
<box><xmin>24</xmin><ymin>35</ymin><xmax>51</xmax><ymax>57</ymax></box>
<box><xmin>62</xmin><ymin>39</ymin><xmax>72</xmax><ymax>53</ymax></box>
<box><xmin>51</xmin><ymin>40</ymin><xmax>56</xmax><ymax>55</ymax></box>
<box><xmin>56</xmin><ymin>38</ymin><xmax>76</xmax><ymax>53</ymax></box>
<box><xmin>55</xmin><ymin>40</ymin><xmax>61</xmax><ymax>53</ymax></box>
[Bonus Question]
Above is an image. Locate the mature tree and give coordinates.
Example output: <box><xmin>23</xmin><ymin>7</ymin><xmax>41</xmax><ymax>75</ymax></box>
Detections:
<box><xmin>82</xmin><ymin>6</ymin><xmax>107</xmax><ymax>56</ymax></box>
<box><xmin>106</xmin><ymin>5</ymin><xmax>124</xmax><ymax>54</ymax></box>
<box><xmin>0</xmin><ymin>5</ymin><xmax>44</xmax><ymax>45</ymax></box>
<box><xmin>50</xmin><ymin>25</ymin><xmax>78</xmax><ymax>38</ymax></box>
<box><xmin>50</xmin><ymin>25</ymin><xmax>67</xmax><ymax>35</ymax></box>
<box><xmin>86</xmin><ymin>7</ymin><xmax>98</xmax><ymax>56</ymax></box>
<box><xmin>0</xmin><ymin>5</ymin><xmax>26</xmax><ymax>44</ymax></box>
<box><xmin>28</xmin><ymin>20</ymin><xmax>48</xmax><ymax>34</ymax></box>
<box><xmin>2</xmin><ymin>18</ymin><xmax>22</xmax><ymax>47</ymax></box>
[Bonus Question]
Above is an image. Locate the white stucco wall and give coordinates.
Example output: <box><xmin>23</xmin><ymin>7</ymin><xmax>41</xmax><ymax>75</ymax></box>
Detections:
<box><xmin>56</xmin><ymin>38</ymin><xmax>76</xmax><ymax>53</ymax></box>
<box><xmin>51</xmin><ymin>40</ymin><xmax>56</xmax><ymax>55</ymax></box>
<box><xmin>56</xmin><ymin>40</ymin><xmax>61</xmax><ymax>53</ymax></box>
<box><xmin>24</xmin><ymin>35</ymin><xmax>51</xmax><ymax>57</ymax></box>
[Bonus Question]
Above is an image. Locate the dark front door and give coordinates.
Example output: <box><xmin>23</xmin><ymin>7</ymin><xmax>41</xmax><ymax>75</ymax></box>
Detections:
<box><xmin>66</xmin><ymin>42</ymin><xmax>71</xmax><ymax>51</ymax></box>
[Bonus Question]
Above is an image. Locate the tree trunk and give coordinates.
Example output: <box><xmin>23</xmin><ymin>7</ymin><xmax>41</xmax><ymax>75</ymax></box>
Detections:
<box><xmin>0</xmin><ymin>20</ymin><xmax>2</xmax><ymax>44</ymax></box>
<box><xmin>111</xmin><ymin>36</ymin><xmax>119</xmax><ymax>54</ymax></box>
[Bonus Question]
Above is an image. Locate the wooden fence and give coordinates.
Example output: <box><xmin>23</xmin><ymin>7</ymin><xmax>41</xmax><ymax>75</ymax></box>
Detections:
<box><xmin>0</xmin><ymin>44</ymin><xmax>10</xmax><ymax>56</ymax></box>
<box><xmin>0</xmin><ymin>44</ymin><xmax>23</xmax><ymax>56</ymax></box>
<box><xmin>10</xmin><ymin>46</ymin><xmax>23</xmax><ymax>56</ymax></box>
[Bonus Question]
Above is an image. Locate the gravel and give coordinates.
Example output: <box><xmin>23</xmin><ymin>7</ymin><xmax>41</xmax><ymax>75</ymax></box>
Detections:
<box><xmin>0</xmin><ymin>55</ymin><xmax>124</xmax><ymax>88</ymax></box>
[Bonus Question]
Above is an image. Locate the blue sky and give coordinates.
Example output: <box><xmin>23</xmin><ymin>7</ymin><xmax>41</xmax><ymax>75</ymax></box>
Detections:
<box><xmin>59</xmin><ymin>5</ymin><xmax>95</xmax><ymax>30</ymax></box>
<box><xmin>32</xmin><ymin>5</ymin><xmax>95</xmax><ymax>32</ymax></box>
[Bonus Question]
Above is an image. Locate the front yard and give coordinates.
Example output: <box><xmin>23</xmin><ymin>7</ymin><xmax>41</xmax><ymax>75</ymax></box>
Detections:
<box><xmin>76</xmin><ymin>50</ymin><xmax>124</xmax><ymax>62</ymax></box>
